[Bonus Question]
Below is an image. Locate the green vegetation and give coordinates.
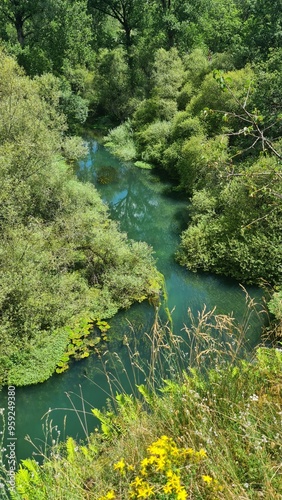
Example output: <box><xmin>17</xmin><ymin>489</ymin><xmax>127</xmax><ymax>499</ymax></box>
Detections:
<box><xmin>6</xmin><ymin>308</ymin><xmax>282</xmax><ymax>499</ymax></box>
<box><xmin>106</xmin><ymin>55</ymin><xmax>282</xmax><ymax>292</ymax></box>
<box><xmin>0</xmin><ymin>1</ymin><xmax>281</xmax><ymax>296</ymax></box>
<box><xmin>0</xmin><ymin>1</ymin><xmax>281</xmax><ymax>498</ymax></box>
<box><xmin>0</xmin><ymin>49</ymin><xmax>160</xmax><ymax>386</ymax></box>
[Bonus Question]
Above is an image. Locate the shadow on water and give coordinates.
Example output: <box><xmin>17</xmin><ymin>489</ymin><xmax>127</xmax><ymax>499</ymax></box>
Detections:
<box><xmin>0</xmin><ymin>138</ymin><xmax>268</xmax><ymax>466</ymax></box>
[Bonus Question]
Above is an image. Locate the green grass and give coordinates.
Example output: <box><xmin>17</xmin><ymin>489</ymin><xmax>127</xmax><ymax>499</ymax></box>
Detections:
<box><xmin>3</xmin><ymin>301</ymin><xmax>282</xmax><ymax>499</ymax></box>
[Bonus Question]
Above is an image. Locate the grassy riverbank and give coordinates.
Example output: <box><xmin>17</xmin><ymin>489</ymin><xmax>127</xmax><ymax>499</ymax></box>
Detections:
<box><xmin>8</xmin><ymin>307</ymin><xmax>282</xmax><ymax>499</ymax></box>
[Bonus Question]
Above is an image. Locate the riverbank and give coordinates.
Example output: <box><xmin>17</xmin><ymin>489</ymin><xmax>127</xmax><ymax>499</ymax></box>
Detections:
<box><xmin>0</xmin><ymin>136</ymin><xmax>267</xmax><ymax>469</ymax></box>
<box><xmin>12</xmin><ymin>317</ymin><xmax>282</xmax><ymax>499</ymax></box>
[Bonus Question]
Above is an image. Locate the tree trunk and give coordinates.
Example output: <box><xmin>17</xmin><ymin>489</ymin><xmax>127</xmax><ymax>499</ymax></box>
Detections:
<box><xmin>15</xmin><ymin>13</ymin><xmax>25</xmax><ymax>47</ymax></box>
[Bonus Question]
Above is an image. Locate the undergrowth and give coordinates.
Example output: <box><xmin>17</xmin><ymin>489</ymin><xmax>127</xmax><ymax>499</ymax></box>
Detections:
<box><xmin>3</xmin><ymin>295</ymin><xmax>282</xmax><ymax>499</ymax></box>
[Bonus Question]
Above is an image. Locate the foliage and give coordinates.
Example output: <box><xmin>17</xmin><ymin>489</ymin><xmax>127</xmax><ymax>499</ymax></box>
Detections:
<box><xmin>0</xmin><ymin>6</ymin><xmax>282</xmax><ymax>494</ymax></box>
<box><xmin>101</xmin><ymin>436</ymin><xmax>215</xmax><ymax>499</ymax></box>
<box><xmin>269</xmin><ymin>290</ymin><xmax>282</xmax><ymax>321</ymax></box>
<box><xmin>101</xmin><ymin>42</ymin><xmax>282</xmax><ymax>287</ymax></box>
<box><xmin>12</xmin><ymin>308</ymin><xmax>282</xmax><ymax>499</ymax></box>
<box><xmin>0</xmin><ymin>5</ymin><xmax>281</xmax><ymax>497</ymax></box>
<box><xmin>199</xmin><ymin>0</ymin><xmax>242</xmax><ymax>54</ymax></box>
<box><xmin>55</xmin><ymin>317</ymin><xmax>111</xmax><ymax>374</ymax></box>
<box><xmin>176</xmin><ymin>62</ymin><xmax>282</xmax><ymax>283</ymax></box>
<box><xmin>151</xmin><ymin>47</ymin><xmax>185</xmax><ymax>99</ymax></box>
<box><xmin>268</xmin><ymin>289</ymin><xmax>282</xmax><ymax>338</ymax></box>
<box><xmin>0</xmin><ymin>0</ymin><xmax>93</xmax><ymax>75</ymax></box>
<box><xmin>177</xmin><ymin>156</ymin><xmax>282</xmax><ymax>284</ymax></box>
<box><xmin>136</xmin><ymin>120</ymin><xmax>172</xmax><ymax>165</ymax></box>
<box><xmin>94</xmin><ymin>47</ymin><xmax>132</xmax><ymax>121</ymax></box>
<box><xmin>0</xmin><ymin>50</ymin><xmax>160</xmax><ymax>385</ymax></box>
<box><xmin>134</xmin><ymin>161</ymin><xmax>153</xmax><ymax>170</ymax></box>
<box><xmin>104</xmin><ymin>120</ymin><xmax>137</xmax><ymax>160</ymax></box>
<box><xmin>236</xmin><ymin>0</ymin><xmax>282</xmax><ymax>63</ymax></box>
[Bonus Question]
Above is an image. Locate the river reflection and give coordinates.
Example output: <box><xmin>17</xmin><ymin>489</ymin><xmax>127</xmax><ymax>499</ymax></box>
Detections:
<box><xmin>0</xmin><ymin>138</ymin><xmax>266</xmax><ymax>465</ymax></box>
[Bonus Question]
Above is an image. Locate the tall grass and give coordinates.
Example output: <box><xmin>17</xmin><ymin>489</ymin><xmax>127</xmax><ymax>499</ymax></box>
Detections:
<box><xmin>11</xmin><ymin>295</ymin><xmax>282</xmax><ymax>499</ymax></box>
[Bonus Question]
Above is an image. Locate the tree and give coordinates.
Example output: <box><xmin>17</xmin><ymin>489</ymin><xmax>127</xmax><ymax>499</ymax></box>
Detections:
<box><xmin>95</xmin><ymin>47</ymin><xmax>132</xmax><ymax>121</ymax></box>
<box><xmin>176</xmin><ymin>66</ymin><xmax>282</xmax><ymax>284</ymax></box>
<box><xmin>236</xmin><ymin>0</ymin><xmax>282</xmax><ymax>61</ymax></box>
<box><xmin>41</xmin><ymin>0</ymin><xmax>93</xmax><ymax>74</ymax></box>
<box><xmin>88</xmin><ymin>0</ymin><xmax>145</xmax><ymax>69</ymax></box>
<box><xmin>0</xmin><ymin>50</ymin><xmax>160</xmax><ymax>385</ymax></box>
<box><xmin>0</xmin><ymin>1</ymin><xmax>93</xmax><ymax>76</ymax></box>
<box><xmin>199</xmin><ymin>0</ymin><xmax>241</xmax><ymax>55</ymax></box>
<box><xmin>151</xmin><ymin>0</ymin><xmax>207</xmax><ymax>50</ymax></box>
<box><xmin>0</xmin><ymin>0</ymin><xmax>46</xmax><ymax>48</ymax></box>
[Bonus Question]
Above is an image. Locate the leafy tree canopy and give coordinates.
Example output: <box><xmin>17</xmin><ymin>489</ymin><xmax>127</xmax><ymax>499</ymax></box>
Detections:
<box><xmin>0</xmin><ymin>49</ymin><xmax>160</xmax><ymax>385</ymax></box>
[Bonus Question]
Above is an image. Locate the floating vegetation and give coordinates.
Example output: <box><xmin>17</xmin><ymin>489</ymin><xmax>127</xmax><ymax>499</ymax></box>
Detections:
<box><xmin>134</xmin><ymin>161</ymin><xmax>153</xmax><ymax>170</ymax></box>
<box><xmin>97</xmin><ymin>166</ymin><xmax>118</xmax><ymax>184</ymax></box>
<box><xmin>55</xmin><ymin>317</ymin><xmax>111</xmax><ymax>373</ymax></box>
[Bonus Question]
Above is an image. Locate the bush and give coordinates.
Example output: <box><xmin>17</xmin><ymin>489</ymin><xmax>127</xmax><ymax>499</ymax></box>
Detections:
<box><xmin>136</xmin><ymin>120</ymin><xmax>171</xmax><ymax>164</ymax></box>
<box><xmin>104</xmin><ymin>121</ymin><xmax>137</xmax><ymax>161</ymax></box>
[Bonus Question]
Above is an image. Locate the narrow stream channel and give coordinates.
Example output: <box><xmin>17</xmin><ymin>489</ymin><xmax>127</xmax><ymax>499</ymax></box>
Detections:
<box><xmin>0</xmin><ymin>138</ymin><xmax>266</xmax><ymax>466</ymax></box>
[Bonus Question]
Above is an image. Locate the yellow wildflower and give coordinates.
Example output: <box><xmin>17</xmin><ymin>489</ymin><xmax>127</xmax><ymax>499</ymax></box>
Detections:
<box><xmin>137</xmin><ymin>488</ymin><xmax>147</xmax><ymax>499</ymax></box>
<box><xmin>202</xmin><ymin>476</ymin><xmax>224</xmax><ymax>492</ymax></box>
<box><xmin>176</xmin><ymin>489</ymin><xmax>187</xmax><ymax>500</ymax></box>
<box><xmin>193</xmin><ymin>448</ymin><xmax>207</xmax><ymax>463</ymax></box>
<box><xmin>202</xmin><ymin>475</ymin><xmax>213</xmax><ymax>484</ymax></box>
<box><xmin>197</xmin><ymin>449</ymin><xmax>207</xmax><ymax>459</ymax></box>
<box><xmin>148</xmin><ymin>445</ymin><xmax>166</xmax><ymax>457</ymax></box>
<box><xmin>166</xmin><ymin>470</ymin><xmax>181</xmax><ymax>488</ymax></box>
<box><xmin>98</xmin><ymin>491</ymin><xmax>115</xmax><ymax>500</ymax></box>
<box><xmin>113</xmin><ymin>458</ymin><xmax>126</xmax><ymax>474</ymax></box>
<box><xmin>163</xmin><ymin>482</ymin><xmax>173</xmax><ymax>494</ymax></box>
<box><xmin>182</xmin><ymin>447</ymin><xmax>195</xmax><ymax>458</ymax></box>
<box><xmin>105</xmin><ymin>492</ymin><xmax>115</xmax><ymax>500</ymax></box>
<box><xmin>140</xmin><ymin>457</ymin><xmax>150</xmax><ymax>475</ymax></box>
<box><xmin>141</xmin><ymin>457</ymin><xmax>149</xmax><ymax>466</ymax></box>
<box><xmin>131</xmin><ymin>476</ymin><xmax>144</xmax><ymax>488</ymax></box>
<box><xmin>147</xmin><ymin>435</ymin><xmax>171</xmax><ymax>456</ymax></box>
<box><xmin>136</xmin><ymin>481</ymin><xmax>154</xmax><ymax>498</ymax></box>
<box><xmin>155</xmin><ymin>456</ymin><xmax>166</xmax><ymax>472</ymax></box>
<box><xmin>171</xmin><ymin>446</ymin><xmax>181</xmax><ymax>458</ymax></box>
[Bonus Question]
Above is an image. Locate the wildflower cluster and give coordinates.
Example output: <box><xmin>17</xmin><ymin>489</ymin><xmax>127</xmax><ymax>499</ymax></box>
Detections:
<box><xmin>99</xmin><ymin>435</ymin><xmax>223</xmax><ymax>499</ymax></box>
<box><xmin>113</xmin><ymin>458</ymin><xmax>126</xmax><ymax>475</ymax></box>
<box><xmin>128</xmin><ymin>435</ymin><xmax>208</xmax><ymax>499</ymax></box>
<box><xmin>100</xmin><ymin>436</ymin><xmax>214</xmax><ymax>500</ymax></box>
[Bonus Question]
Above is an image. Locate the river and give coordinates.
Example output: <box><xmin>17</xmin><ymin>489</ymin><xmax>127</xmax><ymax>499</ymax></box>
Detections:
<box><xmin>0</xmin><ymin>138</ymin><xmax>265</xmax><ymax>466</ymax></box>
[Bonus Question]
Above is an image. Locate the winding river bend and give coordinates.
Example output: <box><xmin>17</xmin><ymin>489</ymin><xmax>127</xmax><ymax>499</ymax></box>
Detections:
<box><xmin>0</xmin><ymin>138</ymin><xmax>265</xmax><ymax>464</ymax></box>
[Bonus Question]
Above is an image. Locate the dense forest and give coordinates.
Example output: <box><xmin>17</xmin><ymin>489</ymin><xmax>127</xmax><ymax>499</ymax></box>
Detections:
<box><xmin>1</xmin><ymin>0</ymin><xmax>280</xmax><ymax>314</ymax></box>
<box><xmin>0</xmin><ymin>0</ymin><xmax>281</xmax><ymax>498</ymax></box>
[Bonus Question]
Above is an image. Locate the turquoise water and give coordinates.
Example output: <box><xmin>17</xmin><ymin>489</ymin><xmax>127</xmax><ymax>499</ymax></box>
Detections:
<box><xmin>0</xmin><ymin>139</ymin><xmax>266</xmax><ymax>466</ymax></box>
